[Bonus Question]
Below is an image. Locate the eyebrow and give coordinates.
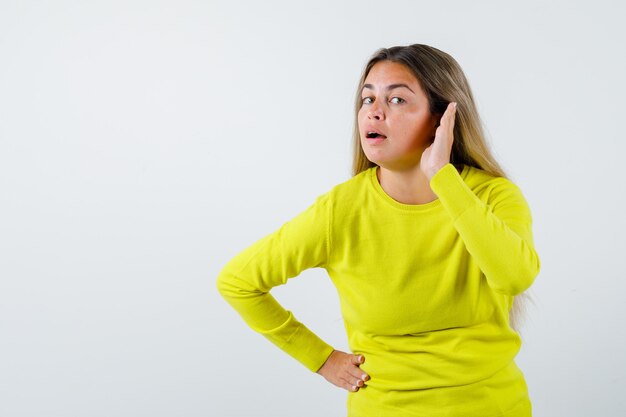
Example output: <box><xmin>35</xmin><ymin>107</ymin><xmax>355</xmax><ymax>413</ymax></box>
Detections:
<box><xmin>361</xmin><ymin>83</ymin><xmax>415</xmax><ymax>94</ymax></box>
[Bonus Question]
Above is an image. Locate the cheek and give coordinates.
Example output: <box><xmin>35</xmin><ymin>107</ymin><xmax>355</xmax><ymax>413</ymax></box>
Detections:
<box><xmin>357</xmin><ymin>110</ymin><xmax>369</xmax><ymax>131</ymax></box>
<box><xmin>396</xmin><ymin>113</ymin><xmax>432</xmax><ymax>133</ymax></box>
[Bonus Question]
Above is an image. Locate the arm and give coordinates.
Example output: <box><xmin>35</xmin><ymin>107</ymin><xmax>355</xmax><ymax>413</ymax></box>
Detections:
<box><xmin>216</xmin><ymin>193</ymin><xmax>335</xmax><ymax>373</ymax></box>
<box><xmin>429</xmin><ymin>163</ymin><xmax>541</xmax><ymax>295</ymax></box>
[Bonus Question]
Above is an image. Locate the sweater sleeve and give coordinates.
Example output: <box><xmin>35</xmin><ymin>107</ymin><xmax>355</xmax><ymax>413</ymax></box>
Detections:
<box><xmin>429</xmin><ymin>163</ymin><xmax>541</xmax><ymax>296</ymax></box>
<box><xmin>215</xmin><ymin>192</ymin><xmax>335</xmax><ymax>373</ymax></box>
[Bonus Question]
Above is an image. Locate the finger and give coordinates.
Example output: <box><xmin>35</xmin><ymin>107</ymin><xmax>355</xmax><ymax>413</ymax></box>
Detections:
<box><xmin>351</xmin><ymin>354</ymin><xmax>364</xmax><ymax>365</ymax></box>
<box><xmin>440</xmin><ymin>102</ymin><xmax>456</xmax><ymax>128</ymax></box>
<box><xmin>351</xmin><ymin>377</ymin><xmax>365</xmax><ymax>388</ymax></box>
<box><xmin>348</xmin><ymin>366</ymin><xmax>369</xmax><ymax>382</ymax></box>
<box><xmin>436</xmin><ymin>103</ymin><xmax>456</xmax><ymax>148</ymax></box>
<box><xmin>434</xmin><ymin>108</ymin><xmax>451</xmax><ymax>136</ymax></box>
<box><xmin>340</xmin><ymin>376</ymin><xmax>360</xmax><ymax>392</ymax></box>
<box><xmin>448</xmin><ymin>102</ymin><xmax>457</xmax><ymax>131</ymax></box>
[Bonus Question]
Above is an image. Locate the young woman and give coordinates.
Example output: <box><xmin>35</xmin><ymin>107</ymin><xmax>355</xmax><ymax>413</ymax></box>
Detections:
<box><xmin>217</xmin><ymin>43</ymin><xmax>541</xmax><ymax>417</ymax></box>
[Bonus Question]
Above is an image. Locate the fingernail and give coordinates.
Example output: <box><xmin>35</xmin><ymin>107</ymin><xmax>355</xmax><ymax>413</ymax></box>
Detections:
<box><xmin>361</xmin><ymin>374</ymin><xmax>368</xmax><ymax>381</ymax></box>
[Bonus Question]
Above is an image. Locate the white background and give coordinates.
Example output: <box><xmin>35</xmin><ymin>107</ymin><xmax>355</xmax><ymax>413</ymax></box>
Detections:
<box><xmin>1</xmin><ymin>1</ymin><xmax>625</xmax><ymax>416</ymax></box>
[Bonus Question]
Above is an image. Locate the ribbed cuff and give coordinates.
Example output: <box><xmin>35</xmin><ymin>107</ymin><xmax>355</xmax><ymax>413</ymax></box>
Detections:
<box><xmin>281</xmin><ymin>324</ymin><xmax>335</xmax><ymax>372</ymax></box>
<box><xmin>259</xmin><ymin>311</ymin><xmax>335</xmax><ymax>373</ymax></box>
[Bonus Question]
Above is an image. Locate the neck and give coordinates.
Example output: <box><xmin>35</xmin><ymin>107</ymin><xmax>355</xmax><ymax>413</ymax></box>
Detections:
<box><xmin>376</xmin><ymin>163</ymin><xmax>460</xmax><ymax>205</ymax></box>
<box><xmin>376</xmin><ymin>164</ymin><xmax>437</xmax><ymax>205</ymax></box>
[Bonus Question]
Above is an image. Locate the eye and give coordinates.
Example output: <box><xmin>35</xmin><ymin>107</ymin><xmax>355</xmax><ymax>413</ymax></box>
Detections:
<box><xmin>361</xmin><ymin>97</ymin><xmax>406</xmax><ymax>104</ymax></box>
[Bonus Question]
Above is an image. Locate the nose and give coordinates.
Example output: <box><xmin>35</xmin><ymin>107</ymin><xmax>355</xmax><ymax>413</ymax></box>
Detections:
<box><xmin>367</xmin><ymin>101</ymin><xmax>385</xmax><ymax>120</ymax></box>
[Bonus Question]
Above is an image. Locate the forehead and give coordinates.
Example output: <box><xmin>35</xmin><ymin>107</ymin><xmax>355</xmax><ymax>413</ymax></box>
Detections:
<box><xmin>363</xmin><ymin>61</ymin><xmax>419</xmax><ymax>86</ymax></box>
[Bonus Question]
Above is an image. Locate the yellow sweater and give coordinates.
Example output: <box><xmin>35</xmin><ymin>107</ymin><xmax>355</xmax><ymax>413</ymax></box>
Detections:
<box><xmin>216</xmin><ymin>163</ymin><xmax>541</xmax><ymax>417</ymax></box>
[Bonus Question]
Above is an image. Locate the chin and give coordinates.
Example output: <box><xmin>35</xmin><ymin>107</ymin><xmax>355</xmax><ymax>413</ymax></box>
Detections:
<box><xmin>363</xmin><ymin>152</ymin><xmax>383</xmax><ymax>166</ymax></box>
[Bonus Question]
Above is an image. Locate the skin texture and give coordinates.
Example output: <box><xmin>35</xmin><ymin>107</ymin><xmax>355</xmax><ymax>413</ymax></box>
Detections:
<box><xmin>316</xmin><ymin>350</ymin><xmax>370</xmax><ymax>392</ymax></box>
<box><xmin>317</xmin><ymin>61</ymin><xmax>458</xmax><ymax>392</ymax></box>
<box><xmin>358</xmin><ymin>60</ymin><xmax>457</xmax><ymax>205</ymax></box>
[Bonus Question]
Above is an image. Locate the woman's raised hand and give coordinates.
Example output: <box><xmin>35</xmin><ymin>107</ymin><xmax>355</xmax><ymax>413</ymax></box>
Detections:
<box><xmin>316</xmin><ymin>350</ymin><xmax>370</xmax><ymax>392</ymax></box>
<box><xmin>420</xmin><ymin>101</ymin><xmax>457</xmax><ymax>180</ymax></box>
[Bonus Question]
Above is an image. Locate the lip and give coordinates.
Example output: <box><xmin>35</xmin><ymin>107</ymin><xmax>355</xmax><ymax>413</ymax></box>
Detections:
<box><xmin>364</xmin><ymin>126</ymin><xmax>387</xmax><ymax>138</ymax></box>
<box><xmin>365</xmin><ymin>137</ymin><xmax>386</xmax><ymax>144</ymax></box>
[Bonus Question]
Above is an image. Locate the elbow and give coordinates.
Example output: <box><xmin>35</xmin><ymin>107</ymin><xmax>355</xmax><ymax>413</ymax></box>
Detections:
<box><xmin>506</xmin><ymin>272</ymin><xmax>538</xmax><ymax>296</ymax></box>
<box><xmin>493</xmin><ymin>251</ymin><xmax>541</xmax><ymax>296</ymax></box>
<box><xmin>215</xmin><ymin>268</ymin><xmax>238</xmax><ymax>300</ymax></box>
<box><xmin>215</xmin><ymin>270</ymin><xmax>228</xmax><ymax>298</ymax></box>
<box><xmin>215</xmin><ymin>266</ymin><xmax>262</xmax><ymax>301</ymax></box>
<box><xmin>520</xmin><ymin>249</ymin><xmax>541</xmax><ymax>292</ymax></box>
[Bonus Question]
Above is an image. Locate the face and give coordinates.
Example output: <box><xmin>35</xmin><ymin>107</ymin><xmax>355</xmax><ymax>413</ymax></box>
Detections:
<box><xmin>358</xmin><ymin>60</ymin><xmax>440</xmax><ymax>170</ymax></box>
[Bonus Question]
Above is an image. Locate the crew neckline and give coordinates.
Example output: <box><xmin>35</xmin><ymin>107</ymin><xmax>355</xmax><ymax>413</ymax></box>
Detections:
<box><xmin>368</xmin><ymin>164</ymin><xmax>469</xmax><ymax>212</ymax></box>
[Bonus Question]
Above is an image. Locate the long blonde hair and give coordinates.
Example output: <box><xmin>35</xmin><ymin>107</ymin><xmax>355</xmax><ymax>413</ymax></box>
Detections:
<box><xmin>350</xmin><ymin>44</ymin><xmax>534</xmax><ymax>336</ymax></box>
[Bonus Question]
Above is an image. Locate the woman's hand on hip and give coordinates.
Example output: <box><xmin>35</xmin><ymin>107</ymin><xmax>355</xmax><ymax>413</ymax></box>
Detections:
<box><xmin>316</xmin><ymin>350</ymin><xmax>370</xmax><ymax>392</ymax></box>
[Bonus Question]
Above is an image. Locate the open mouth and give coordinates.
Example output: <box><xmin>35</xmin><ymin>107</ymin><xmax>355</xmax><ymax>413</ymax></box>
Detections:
<box><xmin>366</xmin><ymin>132</ymin><xmax>387</xmax><ymax>139</ymax></box>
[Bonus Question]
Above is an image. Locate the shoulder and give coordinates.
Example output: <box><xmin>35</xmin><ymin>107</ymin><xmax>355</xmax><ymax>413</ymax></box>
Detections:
<box><xmin>320</xmin><ymin>166</ymin><xmax>373</xmax><ymax>202</ymax></box>
<box><xmin>300</xmin><ymin>167</ymin><xmax>373</xmax><ymax>224</ymax></box>
<box><xmin>463</xmin><ymin>164</ymin><xmax>530</xmax><ymax>211</ymax></box>
<box><xmin>463</xmin><ymin>164</ymin><xmax>518</xmax><ymax>191</ymax></box>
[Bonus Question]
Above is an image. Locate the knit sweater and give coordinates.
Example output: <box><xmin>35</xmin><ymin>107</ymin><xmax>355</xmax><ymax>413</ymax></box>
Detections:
<box><xmin>216</xmin><ymin>163</ymin><xmax>540</xmax><ymax>417</ymax></box>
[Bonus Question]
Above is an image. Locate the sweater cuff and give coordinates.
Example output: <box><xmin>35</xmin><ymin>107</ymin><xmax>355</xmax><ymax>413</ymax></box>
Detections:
<box><xmin>282</xmin><ymin>324</ymin><xmax>335</xmax><ymax>373</ymax></box>
<box><xmin>260</xmin><ymin>311</ymin><xmax>335</xmax><ymax>373</ymax></box>
<box><xmin>429</xmin><ymin>163</ymin><xmax>479</xmax><ymax>220</ymax></box>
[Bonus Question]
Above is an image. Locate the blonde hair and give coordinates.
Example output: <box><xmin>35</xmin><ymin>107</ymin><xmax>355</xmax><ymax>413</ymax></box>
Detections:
<box><xmin>350</xmin><ymin>44</ymin><xmax>534</xmax><ymax>336</ymax></box>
